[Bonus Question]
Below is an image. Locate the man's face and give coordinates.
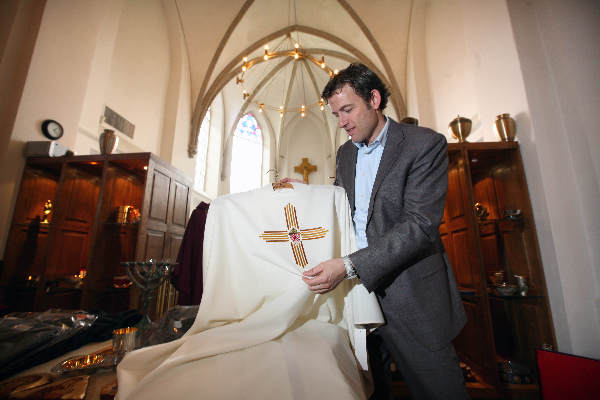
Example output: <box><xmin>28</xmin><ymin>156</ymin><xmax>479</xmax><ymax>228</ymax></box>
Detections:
<box><xmin>327</xmin><ymin>84</ymin><xmax>383</xmax><ymax>145</ymax></box>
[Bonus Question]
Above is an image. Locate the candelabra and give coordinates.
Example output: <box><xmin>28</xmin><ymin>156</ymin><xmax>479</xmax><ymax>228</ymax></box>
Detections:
<box><xmin>121</xmin><ymin>260</ymin><xmax>176</xmax><ymax>329</ymax></box>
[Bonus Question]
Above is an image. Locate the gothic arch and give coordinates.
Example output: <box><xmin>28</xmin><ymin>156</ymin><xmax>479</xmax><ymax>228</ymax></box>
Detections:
<box><xmin>188</xmin><ymin>24</ymin><xmax>407</xmax><ymax>157</ymax></box>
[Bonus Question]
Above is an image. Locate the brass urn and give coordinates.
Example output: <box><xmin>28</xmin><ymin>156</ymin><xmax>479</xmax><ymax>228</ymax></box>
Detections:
<box><xmin>448</xmin><ymin>115</ymin><xmax>472</xmax><ymax>142</ymax></box>
<box><xmin>99</xmin><ymin>129</ymin><xmax>119</xmax><ymax>154</ymax></box>
<box><xmin>401</xmin><ymin>116</ymin><xmax>419</xmax><ymax>126</ymax></box>
<box><xmin>494</xmin><ymin>113</ymin><xmax>516</xmax><ymax>141</ymax></box>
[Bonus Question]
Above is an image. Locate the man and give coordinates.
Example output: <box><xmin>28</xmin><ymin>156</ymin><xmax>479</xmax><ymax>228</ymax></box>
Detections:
<box><xmin>301</xmin><ymin>63</ymin><xmax>468</xmax><ymax>399</ymax></box>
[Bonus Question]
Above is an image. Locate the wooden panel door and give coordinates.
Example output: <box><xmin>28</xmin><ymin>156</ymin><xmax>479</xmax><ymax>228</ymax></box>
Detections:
<box><xmin>170</xmin><ymin>180</ymin><xmax>189</xmax><ymax>229</ymax></box>
<box><xmin>443</xmin><ymin>148</ymin><xmax>499</xmax><ymax>388</ymax></box>
<box><xmin>164</xmin><ymin>232</ymin><xmax>183</xmax><ymax>262</ymax></box>
<box><xmin>1</xmin><ymin>165</ymin><xmax>60</xmax><ymax>287</ymax></box>
<box><xmin>142</xmin><ymin>230</ymin><xmax>166</xmax><ymax>261</ymax></box>
<box><xmin>148</xmin><ymin>170</ymin><xmax>170</xmax><ymax>226</ymax></box>
<box><xmin>45</xmin><ymin>168</ymin><xmax>100</xmax><ymax>278</ymax></box>
<box><xmin>440</xmin><ymin>150</ymin><xmax>481</xmax><ymax>291</ymax></box>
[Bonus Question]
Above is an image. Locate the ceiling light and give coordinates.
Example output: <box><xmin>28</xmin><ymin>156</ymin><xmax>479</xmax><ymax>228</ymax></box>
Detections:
<box><xmin>236</xmin><ymin>36</ymin><xmax>335</xmax><ymax>116</ymax></box>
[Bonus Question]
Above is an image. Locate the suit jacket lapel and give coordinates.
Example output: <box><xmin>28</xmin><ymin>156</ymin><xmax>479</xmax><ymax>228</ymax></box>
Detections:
<box><xmin>367</xmin><ymin>120</ymin><xmax>406</xmax><ymax>224</ymax></box>
<box><xmin>342</xmin><ymin>143</ymin><xmax>357</xmax><ymax>217</ymax></box>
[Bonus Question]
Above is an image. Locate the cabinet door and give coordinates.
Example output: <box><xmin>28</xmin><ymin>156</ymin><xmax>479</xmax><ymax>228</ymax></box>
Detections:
<box><xmin>164</xmin><ymin>233</ymin><xmax>183</xmax><ymax>261</ymax></box>
<box><xmin>170</xmin><ymin>180</ymin><xmax>189</xmax><ymax>229</ymax></box>
<box><xmin>442</xmin><ymin>149</ymin><xmax>498</xmax><ymax>387</ymax></box>
<box><xmin>142</xmin><ymin>229</ymin><xmax>166</xmax><ymax>261</ymax></box>
<box><xmin>147</xmin><ymin>169</ymin><xmax>171</xmax><ymax>228</ymax></box>
<box><xmin>440</xmin><ymin>151</ymin><xmax>482</xmax><ymax>290</ymax></box>
<box><xmin>45</xmin><ymin>168</ymin><xmax>100</xmax><ymax>278</ymax></box>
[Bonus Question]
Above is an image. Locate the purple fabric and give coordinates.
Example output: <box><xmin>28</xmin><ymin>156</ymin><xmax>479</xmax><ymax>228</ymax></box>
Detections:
<box><xmin>172</xmin><ymin>202</ymin><xmax>209</xmax><ymax>305</ymax></box>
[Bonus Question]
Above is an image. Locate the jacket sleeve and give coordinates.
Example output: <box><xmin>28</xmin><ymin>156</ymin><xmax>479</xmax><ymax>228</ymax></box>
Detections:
<box><xmin>349</xmin><ymin>134</ymin><xmax>448</xmax><ymax>292</ymax></box>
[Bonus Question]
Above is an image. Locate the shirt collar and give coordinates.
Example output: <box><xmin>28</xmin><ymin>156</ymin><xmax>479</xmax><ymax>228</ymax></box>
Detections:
<box><xmin>353</xmin><ymin>116</ymin><xmax>389</xmax><ymax>150</ymax></box>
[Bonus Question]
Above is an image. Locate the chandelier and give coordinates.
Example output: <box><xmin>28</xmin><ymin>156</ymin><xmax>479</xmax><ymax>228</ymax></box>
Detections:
<box><xmin>236</xmin><ymin>33</ymin><xmax>339</xmax><ymax>118</ymax></box>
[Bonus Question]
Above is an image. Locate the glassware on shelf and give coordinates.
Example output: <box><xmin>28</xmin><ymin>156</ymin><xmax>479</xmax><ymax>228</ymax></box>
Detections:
<box><xmin>514</xmin><ymin>275</ymin><xmax>528</xmax><ymax>296</ymax></box>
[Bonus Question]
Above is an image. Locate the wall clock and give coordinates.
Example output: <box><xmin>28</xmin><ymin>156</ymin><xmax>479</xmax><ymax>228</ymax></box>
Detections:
<box><xmin>41</xmin><ymin>119</ymin><xmax>64</xmax><ymax>140</ymax></box>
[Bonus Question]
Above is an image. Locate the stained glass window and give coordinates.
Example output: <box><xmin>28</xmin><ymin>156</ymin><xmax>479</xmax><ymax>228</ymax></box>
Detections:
<box><xmin>230</xmin><ymin>114</ymin><xmax>263</xmax><ymax>193</ymax></box>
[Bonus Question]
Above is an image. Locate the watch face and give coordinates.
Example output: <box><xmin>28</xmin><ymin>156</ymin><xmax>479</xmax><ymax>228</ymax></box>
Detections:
<box><xmin>42</xmin><ymin>119</ymin><xmax>64</xmax><ymax>140</ymax></box>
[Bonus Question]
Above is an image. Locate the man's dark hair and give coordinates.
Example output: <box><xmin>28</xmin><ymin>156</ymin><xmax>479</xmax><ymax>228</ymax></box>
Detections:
<box><xmin>321</xmin><ymin>63</ymin><xmax>391</xmax><ymax>111</ymax></box>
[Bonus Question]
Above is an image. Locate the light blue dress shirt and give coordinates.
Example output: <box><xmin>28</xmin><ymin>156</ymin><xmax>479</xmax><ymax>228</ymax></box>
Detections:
<box><xmin>353</xmin><ymin>117</ymin><xmax>390</xmax><ymax>249</ymax></box>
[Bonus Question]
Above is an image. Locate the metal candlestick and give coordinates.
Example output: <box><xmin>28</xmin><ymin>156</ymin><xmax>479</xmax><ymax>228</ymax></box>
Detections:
<box><xmin>121</xmin><ymin>260</ymin><xmax>176</xmax><ymax>328</ymax></box>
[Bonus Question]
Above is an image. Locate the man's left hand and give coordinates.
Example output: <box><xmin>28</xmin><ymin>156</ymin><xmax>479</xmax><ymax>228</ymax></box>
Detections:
<box><xmin>302</xmin><ymin>258</ymin><xmax>346</xmax><ymax>294</ymax></box>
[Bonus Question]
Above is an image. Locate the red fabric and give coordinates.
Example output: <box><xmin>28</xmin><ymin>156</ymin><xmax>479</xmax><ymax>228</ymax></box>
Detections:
<box><xmin>171</xmin><ymin>202</ymin><xmax>209</xmax><ymax>305</ymax></box>
<box><xmin>537</xmin><ymin>349</ymin><xmax>600</xmax><ymax>400</ymax></box>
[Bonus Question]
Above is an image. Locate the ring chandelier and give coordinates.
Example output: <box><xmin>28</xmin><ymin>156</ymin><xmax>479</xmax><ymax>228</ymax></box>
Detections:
<box><xmin>236</xmin><ymin>34</ymin><xmax>339</xmax><ymax>118</ymax></box>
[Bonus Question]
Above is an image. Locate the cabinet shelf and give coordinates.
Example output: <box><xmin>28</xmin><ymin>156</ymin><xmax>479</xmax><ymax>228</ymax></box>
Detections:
<box><xmin>442</xmin><ymin>142</ymin><xmax>555</xmax><ymax>396</ymax></box>
<box><xmin>1</xmin><ymin>152</ymin><xmax>191</xmax><ymax>318</ymax></box>
<box><xmin>489</xmin><ymin>294</ymin><xmax>544</xmax><ymax>300</ymax></box>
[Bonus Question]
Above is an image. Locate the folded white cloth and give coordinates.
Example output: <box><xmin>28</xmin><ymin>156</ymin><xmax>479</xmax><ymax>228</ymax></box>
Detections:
<box><xmin>116</xmin><ymin>184</ymin><xmax>383</xmax><ymax>400</ymax></box>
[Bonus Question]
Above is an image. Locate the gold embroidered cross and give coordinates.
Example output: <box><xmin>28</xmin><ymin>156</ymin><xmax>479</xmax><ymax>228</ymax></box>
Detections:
<box><xmin>260</xmin><ymin>203</ymin><xmax>328</xmax><ymax>268</ymax></box>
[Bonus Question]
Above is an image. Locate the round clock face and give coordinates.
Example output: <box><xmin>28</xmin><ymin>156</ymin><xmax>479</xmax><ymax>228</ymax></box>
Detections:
<box><xmin>41</xmin><ymin>119</ymin><xmax>64</xmax><ymax>140</ymax></box>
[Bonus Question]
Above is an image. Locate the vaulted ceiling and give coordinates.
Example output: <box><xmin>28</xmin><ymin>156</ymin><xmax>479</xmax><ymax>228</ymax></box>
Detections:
<box><xmin>174</xmin><ymin>0</ymin><xmax>413</xmax><ymax>151</ymax></box>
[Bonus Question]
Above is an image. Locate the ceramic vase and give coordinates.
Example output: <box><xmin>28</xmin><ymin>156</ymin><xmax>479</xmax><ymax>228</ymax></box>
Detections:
<box><xmin>448</xmin><ymin>115</ymin><xmax>472</xmax><ymax>142</ymax></box>
<box><xmin>100</xmin><ymin>129</ymin><xmax>119</xmax><ymax>154</ymax></box>
<box><xmin>494</xmin><ymin>113</ymin><xmax>517</xmax><ymax>141</ymax></box>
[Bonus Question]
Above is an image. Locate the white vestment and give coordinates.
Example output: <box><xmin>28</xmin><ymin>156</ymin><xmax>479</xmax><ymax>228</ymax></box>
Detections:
<box><xmin>116</xmin><ymin>184</ymin><xmax>384</xmax><ymax>400</ymax></box>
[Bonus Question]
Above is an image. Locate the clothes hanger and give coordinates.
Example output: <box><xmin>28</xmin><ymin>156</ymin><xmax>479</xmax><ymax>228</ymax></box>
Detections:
<box><xmin>268</xmin><ymin>169</ymin><xmax>294</xmax><ymax>190</ymax></box>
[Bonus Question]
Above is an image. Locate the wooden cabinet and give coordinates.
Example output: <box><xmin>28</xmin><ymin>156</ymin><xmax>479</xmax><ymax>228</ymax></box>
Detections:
<box><xmin>440</xmin><ymin>142</ymin><xmax>555</xmax><ymax>398</ymax></box>
<box><xmin>0</xmin><ymin>153</ymin><xmax>191</xmax><ymax>315</ymax></box>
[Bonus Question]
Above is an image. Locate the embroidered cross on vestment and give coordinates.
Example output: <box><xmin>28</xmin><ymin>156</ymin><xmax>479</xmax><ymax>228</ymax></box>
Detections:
<box><xmin>260</xmin><ymin>203</ymin><xmax>328</xmax><ymax>268</ymax></box>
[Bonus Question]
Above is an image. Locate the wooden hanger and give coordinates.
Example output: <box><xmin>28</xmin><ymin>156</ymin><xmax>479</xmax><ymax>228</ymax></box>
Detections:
<box><xmin>268</xmin><ymin>169</ymin><xmax>293</xmax><ymax>190</ymax></box>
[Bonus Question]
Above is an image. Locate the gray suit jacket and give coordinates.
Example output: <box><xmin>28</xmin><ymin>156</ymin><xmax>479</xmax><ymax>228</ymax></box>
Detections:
<box><xmin>335</xmin><ymin>118</ymin><xmax>466</xmax><ymax>351</ymax></box>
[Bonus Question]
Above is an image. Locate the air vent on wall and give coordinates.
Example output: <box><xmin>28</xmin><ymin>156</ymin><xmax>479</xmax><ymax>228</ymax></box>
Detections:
<box><xmin>103</xmin><ymin>106</ymin><xmax>135</xmax><ymax>138</ymax></box>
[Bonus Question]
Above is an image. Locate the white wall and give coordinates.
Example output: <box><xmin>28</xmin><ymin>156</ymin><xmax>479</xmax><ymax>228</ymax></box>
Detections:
<box><xmin>76</xmin><ymin>0</ymin><xmax>124</xmax><ymax>155</ymax></box>
<box><xmin>104</xmin><ymin>0</ymin><xmax>170</xmax><ymax>155</ymax></box>
<box><xmin>162</xmin><ymin>0</ymin><xmax>194</xmax><ymax>179</ymax></box>
<box><xmin>75</xmin><ymin>0</ymin><xmax>174</xmax><ymax>158</ymax></box>
<box><xmin>506</xmin><ymin>0</ymin><xmax>600</xmax><ymax>358</ymax></box>
<box><xmin>280</xmin><ymin>113</ymin><xmax>332</xmax><ymax>185</ymax></box>
<box><xmin>409</xmin><ymin>0</ymin><xmax>528</xmax><ymax>140</ymax></box>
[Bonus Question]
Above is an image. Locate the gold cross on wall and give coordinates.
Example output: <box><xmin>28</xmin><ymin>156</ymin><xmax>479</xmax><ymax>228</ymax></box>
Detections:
<box><xmin>294</xmin><ymin>158</ymin><xmax>317</xmax><ymax>184</ymax></box>
<box><xmin>259</xmin><ymin>203</ymin><xmax>328</xmax><ymax>268</ymax></box>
